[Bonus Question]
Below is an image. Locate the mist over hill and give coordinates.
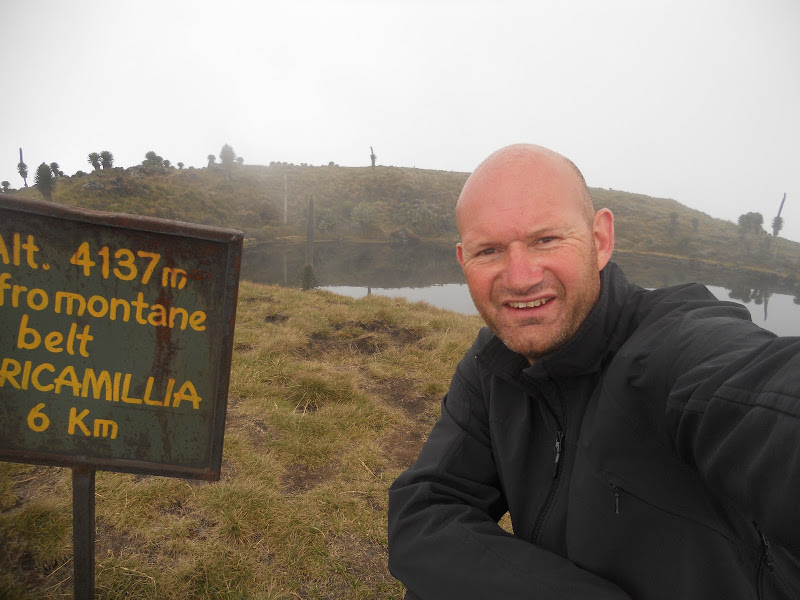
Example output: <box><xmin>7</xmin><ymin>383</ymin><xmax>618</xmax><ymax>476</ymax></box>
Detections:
<box><xmin>5</xmin><ymin>161</ymin><xmax>800</xmax><ymax>279</ymax></box>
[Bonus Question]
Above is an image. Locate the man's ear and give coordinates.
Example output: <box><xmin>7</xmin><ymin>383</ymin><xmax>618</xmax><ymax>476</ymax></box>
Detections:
<box><xmin>593</xmin><ymin>209</ymin><xmax>615</xmax><ymax>270</ymax></box>
<box><xmin>456</xmin><ymin>243</ymin><xmax>464</xmax><ymax>268</ymax></box>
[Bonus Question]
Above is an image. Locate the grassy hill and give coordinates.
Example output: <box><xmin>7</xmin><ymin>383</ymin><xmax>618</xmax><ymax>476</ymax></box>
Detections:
<box><xmin>5</xmin><ymin>162</ymin><xmax>800</xmax><ymax>278</ymax></box>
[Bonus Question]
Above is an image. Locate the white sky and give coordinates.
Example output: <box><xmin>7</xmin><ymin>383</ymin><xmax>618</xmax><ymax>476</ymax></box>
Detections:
<box><xmin>3</xmin><ymin>0</ymin><xmax>799</xmax><ymax>241</ymax></box>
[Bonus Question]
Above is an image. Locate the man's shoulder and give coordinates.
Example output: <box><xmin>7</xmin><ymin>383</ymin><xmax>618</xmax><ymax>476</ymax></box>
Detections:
<box><xmin>634</xmin><ymin>280</ymin><xmax>752</xmax><ymax>328</ymax></box>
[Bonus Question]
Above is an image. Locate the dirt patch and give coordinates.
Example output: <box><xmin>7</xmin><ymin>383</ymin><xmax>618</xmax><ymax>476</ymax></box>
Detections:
<box><xmin>368</xmin><ymin>376</ymin><xmax>439</xmax><ymax>469</ymax></box>
<box><xmin>328</xmin><ymin>533</ymin><xmax>397</xmax><ymax>596</ymax></box>
<box><xmin>264</xmin><ymin>313</ymin><xmax>289</xmax><ymax>324</ymax></box>
<box><xmin>9</xmin><ymin>465</ymin><xmax>69</xmax><ymax>509</ymax></box>
<box><xmin>225</xmin><ymin>412</ymin><xmax>279</xmax><ymax>452</ymax></box>
<box><xmin>348</xmin><ymin>319</ymin><xmax>423</xmax><ymax>345</ymax></box>
<box><xmin>281</xmin><ymin>462</ymin><xmax>336</xmax><ymax>495</ymax></box>
<box><xmin>377</xmin><ymin>427</ymin><xmax>429</xmax><ymax>470</ymax></box>
<box><xmin>378</xmin><ymin>377</ymin><xmax>430</xmax><ymax>417</ymax></box>
<box><xmin>304</xmin><ymin>320</ymin><xmax>423</xmax><ymax>358</ymax></box>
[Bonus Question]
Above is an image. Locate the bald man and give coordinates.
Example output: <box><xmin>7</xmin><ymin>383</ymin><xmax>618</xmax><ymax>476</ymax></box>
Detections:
<box><xmin>388</xmin><ymin>145</ymin><xmax>800</xmax><ymax>599</ymax></box>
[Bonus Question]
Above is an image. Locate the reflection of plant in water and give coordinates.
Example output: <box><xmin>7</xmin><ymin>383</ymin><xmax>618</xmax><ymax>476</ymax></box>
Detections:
<box><xmin>300</xmin><ymin>265</ymin><xmax>318</xmax><ymax>290</ymax></box>
<box><xmin>728</xmin><ymin>286</ymin><xmax>771</xmax><ymax>305</ymax></box>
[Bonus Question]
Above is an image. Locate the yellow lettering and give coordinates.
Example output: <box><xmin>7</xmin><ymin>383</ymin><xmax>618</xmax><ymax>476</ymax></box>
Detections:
<box><xmin>17</xmin><ymin>314</ymin><xmax>40</xmax><ymax>350</ymax></box>
<box><xmin>0</xmin><ymin>235</ymin><xmax>9</xmax><ymax>265</ymax></box>
<box><xmin>87</xmin><ymin>295</ymin><xmax>109</xmax><ymax>318</ymax></box>
<box><xmin>93</xmin><ymin>419</ymin><xmax>118</xmax><ymax>439</ymax></box>
<box><xmin>54</xmin><ymin>291</ymin><xmax>87</xmax><ymax>316</ymax></box>
<box><xmin>20</xmin><ymin>360</ymin><xmax>31</xmax><ymax>388</ymax></box>
<box><xmin>68</xmin><ymin>407</ymin><xmax>91</xmax><ymax>437</ymax></box>
<box><xmin>44</xmin><ymin>330</ymin><xmax>64</xmax><ymax>353</ymax></box>
<box><xmin>12</xmin><ymin>233</ymin><xmax>20</xmax><ymax>266</ymax></box>
<box><xmin>31</xmin><ymin>363</ymin><xmax>54</xmax><ymax>392</ymax></box>
<box><xmin>172</xmin><ymin>380</ymin><xmax>202</xmax><ymax>410</ymax></box>
<box><xmin>147</xmin><ymin>303</ymin><xmax>168</xmax><ymax>327</ymax></box>
<box><xmin>12</xmin><ymin>284</ymin><xmax>27</xmax><ymax>307</ymax></box>
<box><xmin>143</xmin><ymin>377</ymin><xmax>161</xmax><ymax>406</ymax></box>
<box><xmin>113</xmin><ymin>372</ymin><xmax>122</xmax><ymax>402</ymax></box>
<box><xmin>81</xmin><ymin>369</ymin><xmax>113</xmax><ymax>401</ymax></box>
<box><xmin>168</xmin><ymin>307</ymin><xmax>189</xmax><ymax>330</ymax></box>
<box><xmin>162</xmin><ymin>267</ymin><xmax>188</xmax><ymax>289</ymax></box>
<box><xmin>109</xmin><ymin>297</ymin><xmax>130</xmax><ymax>321</ymax></box>
<box><xmin>0</xmin><ymin>358</ymin><xmax>22</xmax><ymax>388</ymax></box>
<box><xmin>121</xmin><ymin>374</ymin><xmax>142</xmax><ymax>404</ymax></box>
<box><xmin>27</xmin><ymin>288</ymin><xmax>48</xmax><ymax>311</ymax></box>
<box><xmin>162</xmin><ymin>378</ymin><xmax>176</xmax><ymax>407</ymax></box>
<box><xmin>22</xmin><ymin>235</ymin><xmax>39</xmax><ymax>269</ymax></box>
<box><xmin>0</xmin><ymin>273</ymin><xmax>10</xmax><ymax>306</ymax></box>
<box><xmin>189</xmin><ymin>311</ymin><xmax>207</xmax><ymax>332</ymax></box>
<box><xmin>54</xmin><ymin>366</ymin><xmax>81</xmax><ymax>396</ymax></box>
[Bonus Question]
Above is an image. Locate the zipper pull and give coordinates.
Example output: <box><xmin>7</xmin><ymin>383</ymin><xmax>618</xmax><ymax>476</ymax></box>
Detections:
<box><xmin>553</xmin><ymin>430</ymin><xmax>564</xmax><ymax>478</ymax></box>
<box><xmin>611</xmin><ymin>484</ymin><xmax>620</xmax><ymax>515</ymax></box>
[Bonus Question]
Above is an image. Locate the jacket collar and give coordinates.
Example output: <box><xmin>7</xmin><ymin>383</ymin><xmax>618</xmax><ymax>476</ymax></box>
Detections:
<box><xmin>475</xmin><ymin>261</ymin><xmax>639</xmax><ymax>382</ymax></box>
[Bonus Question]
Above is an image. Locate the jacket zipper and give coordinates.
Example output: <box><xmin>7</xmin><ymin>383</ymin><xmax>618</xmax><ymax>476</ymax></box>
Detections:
<box><xmin>611</xmin><ymin>483</ymin><xmax>620</xmax><ymax>515</ymax></box>
<box><xmin>530</xmin><ymin>382</ymin><xmax>566</xmax><ymax>543</ymax></box>
<box><xmin>755</xmin><ymin>523</ymin><xmax>773</xmax><ymax>600</ymax></box>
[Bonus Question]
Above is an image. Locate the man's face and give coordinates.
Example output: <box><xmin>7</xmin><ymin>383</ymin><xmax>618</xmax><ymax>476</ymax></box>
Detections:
<box><xmin>457</xmin><ymin>151</ymin><xmax>612</xmax><ymax>362</ymax></box>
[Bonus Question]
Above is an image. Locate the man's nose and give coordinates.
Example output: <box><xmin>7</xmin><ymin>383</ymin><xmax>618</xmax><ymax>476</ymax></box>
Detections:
<box><xmin>503</xmin><ymin>243</ymin><xmax>544</xmax><ymax>292</ymax></box>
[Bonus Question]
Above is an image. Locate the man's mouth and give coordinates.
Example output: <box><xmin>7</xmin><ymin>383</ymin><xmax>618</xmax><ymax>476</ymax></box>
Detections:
<box><xmin>507</xmin><ymin>297</ymin><xmax>552</xmax><ymax>309</ymax></box>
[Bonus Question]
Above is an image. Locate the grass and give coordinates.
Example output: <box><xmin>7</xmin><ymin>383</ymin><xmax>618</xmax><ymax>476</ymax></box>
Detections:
<box><xmin>0</xmin><ymin>281</ymin><xmax>484</xmax><ymax>599</ymax></box>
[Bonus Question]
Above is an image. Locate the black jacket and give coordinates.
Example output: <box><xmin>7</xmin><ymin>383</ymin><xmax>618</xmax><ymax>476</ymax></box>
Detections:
<box><xmin>388</xmin><ymin>262</ymin><xmax>800</xmax><ymax>599</ymax></box>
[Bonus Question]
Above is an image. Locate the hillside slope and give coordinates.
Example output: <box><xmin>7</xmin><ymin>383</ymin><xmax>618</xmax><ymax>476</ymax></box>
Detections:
<box><xmin>5</xmin><ymin>162</ymin><xmax>799</xmax><ymax>276</ymax></box>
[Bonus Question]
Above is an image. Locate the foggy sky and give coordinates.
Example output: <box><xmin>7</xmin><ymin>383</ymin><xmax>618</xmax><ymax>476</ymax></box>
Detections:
<box><xmin>3</xmin><ymin>0</ymin><xmax>799</xmax><ymax>241</ymax></box>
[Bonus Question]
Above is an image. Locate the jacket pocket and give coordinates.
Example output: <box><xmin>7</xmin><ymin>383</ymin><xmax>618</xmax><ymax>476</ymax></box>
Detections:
<box><xmin>566</xmin><ymin>447</ymin><xmax>759</xmax><ymax>600</ymax></box>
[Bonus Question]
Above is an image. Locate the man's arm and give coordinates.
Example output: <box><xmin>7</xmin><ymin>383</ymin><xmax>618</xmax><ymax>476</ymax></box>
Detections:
<box><xmin>623</xmin><ymin>286</ymin><xmax>800</xmax><ymax>555</ymax></box>
<box><xmin>663</xmin><ymin>311</ymin><xmax>800</xmax><ymax>554</ymax></box>
<box><xmin>388</xmin><ymin>345</ymin><xmax>631</xmax><ymax>599</ymax></box>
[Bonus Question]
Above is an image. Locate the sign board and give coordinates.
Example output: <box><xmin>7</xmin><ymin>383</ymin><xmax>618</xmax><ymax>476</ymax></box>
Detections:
<box><xmin>0</xmin><ymin>196</ymin><xmax>242</xmax><ymax>480</ymax></box>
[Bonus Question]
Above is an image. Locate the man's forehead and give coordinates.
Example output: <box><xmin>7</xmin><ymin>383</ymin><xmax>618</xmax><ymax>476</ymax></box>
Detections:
<box><xmin>457</xmin><ymin>145</ymin><xmax>593</xmax><ymax>230</ymax></box>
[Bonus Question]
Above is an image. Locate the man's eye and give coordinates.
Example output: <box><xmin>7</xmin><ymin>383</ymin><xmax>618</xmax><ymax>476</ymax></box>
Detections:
<box><xmin>539</xmin><ymin>237</ymin><xmax>557</xmax><ymax>244</ymax></box>
<box><xmin>477</xmin><ymin>248</ymin><xmax>496</xmax><ymax>256</ymax></box>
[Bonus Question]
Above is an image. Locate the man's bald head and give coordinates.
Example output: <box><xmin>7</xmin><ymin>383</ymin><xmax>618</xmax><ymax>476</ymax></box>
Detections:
<box><xmin>456</xmin><ymin>144</ymin><xmax>595</xmax><ymax>236</ymax></box>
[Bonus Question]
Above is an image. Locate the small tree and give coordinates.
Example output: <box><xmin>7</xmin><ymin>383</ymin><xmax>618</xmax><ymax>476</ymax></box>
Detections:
<box><xmin>100</xmin><ymin>151</ymin><xmax>114</xmax><ymax>170</ymax></box>
<box><xmin>738</xmin><ymin>212</ymin><xmax>764</xmax><ymax>234</ymax></box>
<box><xmin>49</xmin><ymin>162</ymin><xmax>62</xmax><ymax>177</ymax></box>
<box><xmin>207</xmin><ymin>154</ymin><xmax>216</xmax><ymax>167</ymax></box>
<box><xmin>17</xmin><ymin>161</ymin><xmax>28</xmax><ymax>187</ymax></box>
<box><xmin>143</xmin><ymin>151</ymin><xmax>164</xmax><ymax>167</ymax></box>
<box><xmin>88</xmin><ymin>152</ymin><xmax>101</xmax><ymax>171</ymax></box>
<box><xmin>1</xmin><ymin>181</ymin><xmax>10</xmax><ymax>192</ymax></box>
<box><xmin>163</xmin><ymin>159</ymin><xmax>172</xmax><ymax>168</ymax></box>
<box><xmin>34</xmin><ymin>162</ymin><xmax>55</xmax><ymax>201</ymax></box>
<box><xmin>236</xmin><ymin>156</ymin><xmax>244</xmax><ymax>167</ymax></box>
<box><xmin>177</xmin><ymin>162</ymin><xmax>184</xmax><ymax>169</ymax></box>
<box><xmin>219</xmin><ymin>143</ymin><xmax>236</xmax><ymax>179</ymax></box>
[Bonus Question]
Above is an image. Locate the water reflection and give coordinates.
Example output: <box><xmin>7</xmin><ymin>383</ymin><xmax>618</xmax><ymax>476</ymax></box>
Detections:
<box><xmin>241</xmin><ymin>242</ymin><xmax>800</xmax><ymax>337</ymax></box>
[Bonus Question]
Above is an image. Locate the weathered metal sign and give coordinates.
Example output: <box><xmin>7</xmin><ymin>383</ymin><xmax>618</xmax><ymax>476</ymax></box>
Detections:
<box><xmin>0</xmin><ymin>195</ymin><xmax>242</xmax><ymax>480</ymax></box>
